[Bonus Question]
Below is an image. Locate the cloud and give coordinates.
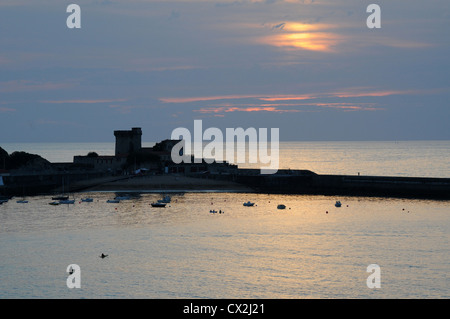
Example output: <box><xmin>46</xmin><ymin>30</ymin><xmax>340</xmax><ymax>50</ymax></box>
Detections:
<box><xmin>160</xmin><ymin>87</ymin><xmax>428</xmax><ymax>118</ymax></box>
<box><xmin>160</xmin><ymin>93</ymin><xmax>318</xmax><ymax>104</ymax></box>
<box><xmin>195</xmin><ymin>101</ymin><xmax>383</xmax><ymax>116</ymax></box>
<box><xmin>0</xmin><ymin>80</ymin><xmax>73</xmax><ymax>93</ymax></box>
<box><xmin>41</xmin><ymin>99</ymin><xmax>127</xmax><ymax>104</ymax></box>
<box><xmin>195</xmin><ymin>106</ymin><xmax>302</xmax><ymax>114</ymax></box>
<box><xmin>159</xmin><ymin>94</ymin><xmax>265</xmax><ymax>103</ymax></box>
<box><xmin>159</xmin><ymin>88</ymin><xmax>422</xmax><ymax>105</ymax></box>
<box><xmin>0</xmin><ymin>107</ymin><xmax>16</xmax><ymax>113</ymax></box>
<box><xmin>312</xmin><ymin>103</ymin><xmax>382</xmax><ymax>111</ymax></box>
<box><xmin>327</xmin><ymin>88</ymin><xmax>432</xmax><ymax>99</ymax></box>
<box><xmin>258</xmin><ymin>94</ymin><xmax>317</xmax><ymax>101</ymax></box>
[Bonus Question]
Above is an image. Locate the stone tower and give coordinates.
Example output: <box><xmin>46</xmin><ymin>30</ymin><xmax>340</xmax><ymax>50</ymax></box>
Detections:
<box><xmin>114</xmin><ymin>127</ymin><xmax>142</xmax><ymax>156</ymax></box>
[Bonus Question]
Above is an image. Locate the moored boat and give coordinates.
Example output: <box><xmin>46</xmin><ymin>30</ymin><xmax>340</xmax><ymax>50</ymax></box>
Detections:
<box><xmin>59</xmin><ymin>199</ymin><xmax>75</xmax><ymax>204</ymax></box>
<box><xmin>151</xmin><ymin>202</ymin><xmax>166</xmax><ymax>207</ymax></box>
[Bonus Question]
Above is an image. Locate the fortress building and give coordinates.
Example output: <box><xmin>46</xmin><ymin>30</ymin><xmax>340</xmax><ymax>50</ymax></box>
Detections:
<box><xmin>74</xmin><ymin>127</ymin><xmax>185</xmax><ymax>173</ymax></box>
<box><xmin>73</xmin><ymin>127</ymin><xmax>232</xmax><ymax>175</ymax></box>
<box><xmin>114</xmin><ymin>127</ymin><xmax>142</xmax><ymax>156</ymax></box>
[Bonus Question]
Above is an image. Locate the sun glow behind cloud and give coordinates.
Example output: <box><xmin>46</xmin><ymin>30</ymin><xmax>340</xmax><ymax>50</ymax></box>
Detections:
<box><xmin>258</xmin><ymin>22</ymin><xmax>341</xmax><ymax>52</ymax></box>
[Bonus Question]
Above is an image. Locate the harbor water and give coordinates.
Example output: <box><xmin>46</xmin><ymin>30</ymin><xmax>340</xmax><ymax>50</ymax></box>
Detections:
<box><xmin>0</xmin><ymin>141</ymin><xmax>449</xmax><ymax>298</ymax></box>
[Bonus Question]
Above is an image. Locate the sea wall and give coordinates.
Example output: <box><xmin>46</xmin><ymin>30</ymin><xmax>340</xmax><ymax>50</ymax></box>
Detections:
<box><xmin>0</xmin><ymin>171</ymin><xmax>109</xmax><ymax>196</ymax></box>
<box><xmin>3</xmin><ymin>166</ymin><xmax>450</xmax><ymax>199</ymax></box>
<box><xmin>230</xmin><ymin>172</ymin><xmax>450</xmax><ymax>200</ymax></box>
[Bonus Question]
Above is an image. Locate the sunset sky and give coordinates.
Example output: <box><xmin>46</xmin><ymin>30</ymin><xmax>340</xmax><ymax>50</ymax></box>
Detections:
<box><xmin>0</xmin><ymin>0</ymin><xmax>449</xmax><ymax>142</ymax></box>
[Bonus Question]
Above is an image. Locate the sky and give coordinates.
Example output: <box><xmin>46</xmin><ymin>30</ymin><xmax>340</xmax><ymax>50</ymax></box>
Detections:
<box><xmin>0</xmin><ymin>0</ymin><xmax>449</xmax><ymax>143</ymax></box>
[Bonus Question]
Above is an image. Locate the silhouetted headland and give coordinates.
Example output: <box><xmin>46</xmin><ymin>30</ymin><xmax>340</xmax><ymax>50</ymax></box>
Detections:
<box><xmin>1</xmin><ymin>128</ymin><xmax>450</xmax><ymax>200</ymax></box>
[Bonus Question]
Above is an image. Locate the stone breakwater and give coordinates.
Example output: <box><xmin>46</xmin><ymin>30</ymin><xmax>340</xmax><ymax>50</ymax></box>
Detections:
<box><xmin>227</xmin><ymin>171</ymin><xmax>450</xmax><ymax>200</ymax></box>
<box><xmin>2</xmin><ymin>168</ymin><xmax>450</xmax><ymax>200</ymax></box>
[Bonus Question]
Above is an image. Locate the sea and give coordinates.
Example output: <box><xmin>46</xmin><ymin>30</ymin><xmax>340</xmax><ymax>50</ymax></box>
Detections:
<box><xmin>0</xmin><ymin>141</ymin><xmax>449</xmax><ymax>300</ymax></box>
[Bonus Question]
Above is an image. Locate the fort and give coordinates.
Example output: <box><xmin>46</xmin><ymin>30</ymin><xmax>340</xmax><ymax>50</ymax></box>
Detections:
<box><xmin>1</xmin><ymin>128</ymin><xmax>450</xmax><ymax>200</ymax></box>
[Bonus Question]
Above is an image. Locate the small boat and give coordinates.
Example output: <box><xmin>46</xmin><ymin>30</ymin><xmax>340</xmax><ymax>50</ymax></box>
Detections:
<box><xmin>81</xmin><ymin>198</ymin><xmax>94</xmax><ymax>202</ymax></box>
<box><xmin>277</xmin><ymin>204</ymin><xmax>286</xmax><ymax>210</ymax></box>
<box><xmin>16</xmin><ymin>200</ymin><xmax>28</xmax><ymax>204</ymax></box>
<box><xmin>0</xmin><ymin>199</ymin><xmax>9</xmax><ymax>204</ymax></box>
<box><xmin>59</xmin><ymin>199</ymin><xmax>75</xmax><ymax>204</ymax></box>
<box><xmin>49</xmin><ymin>201</ymin><xmax>60</xmax><ymax>206</ymax></box>
<box><xmin>243</xmin><ymin>201</ymin><xmax>255</xmax><ymax>207</ymax></box>
<box><xmin>52</xmin><ymin>196</ymin><xmax>69</xmax><ymax>201</ymax></box>
<box><xmin>335</xmin><ymin>201</ymin><xmax>342</xmax><ymax>207</ymax></box>
<box><xmin>151</xmin><ymin>202</ymin><xmax>166</xmax><ymax>207</ymax></box>
<box><xmin>209</xmin><ymin>209</ymin><xmax>217</xmax><ymax>214</ymax></box>
<box><xmin>107</xmin><ymin>199</ymin><xmax>120</xmax><ymax>203</ymax></box>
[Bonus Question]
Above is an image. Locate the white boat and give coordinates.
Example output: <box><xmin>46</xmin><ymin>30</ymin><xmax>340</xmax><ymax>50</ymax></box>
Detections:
<box><xmin>277</xmin><ymin>204</ymin><xmax>286</xmax><ymax>209</ymax></box>
<box><xmin>81</xmin><ymin>198</ymin><xmax>93</xmax><ymax>202</ymax></box>
<box><xmin>107</xmin><ymin>199</ymin><xmax>120</xmax><ymax>203</ymax></box>
<box><xmin>243</xmin><ymin>201</ymin><xmax>255</xmax><ymax>207</ymax></box>
<box><xmin>335</xmin><ymin>201</ymin><xmax>342</xmax><ymax>207</ymax></box>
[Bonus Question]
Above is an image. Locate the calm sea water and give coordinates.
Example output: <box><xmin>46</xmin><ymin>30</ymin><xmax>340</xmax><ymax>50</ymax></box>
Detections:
<box><xmin>0</xmin><ymin>141</ymin><xmax>449</xmax><ymax>299</ymax></box>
